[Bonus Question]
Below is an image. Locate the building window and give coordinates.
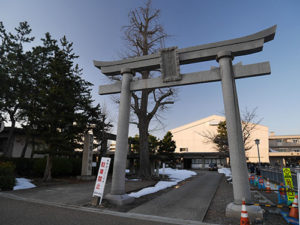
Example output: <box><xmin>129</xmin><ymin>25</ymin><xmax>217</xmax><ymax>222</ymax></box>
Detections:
<box><xmin>180</xmin><ymin>148</ymin><xmax>188</xmax><ymax>152</ymax></box>
<box><xmin>192</xmin><ymin>159</ymin><xmax>201</xmax><ymax>164</ymax></box>
<box><xmin>276</xmin><ymin>139</ymin><xmax>282</xmax><ymax>143</ymax></box>
<box><xmin>293</xmin><ymin>139</ymin><xmax>298</xmax><ymax>143</ymax></box>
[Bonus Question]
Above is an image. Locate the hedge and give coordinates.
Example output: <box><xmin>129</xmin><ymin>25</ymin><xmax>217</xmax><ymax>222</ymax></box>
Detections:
<box><xmin>0</xmin><ymin>157</ymin><xmax>82</xmax><ymax>178</ymax></box>
<box><xmin>0</xmin><ymin>161</ymin><xmax>16</xmax><ymax>190</ymax></box>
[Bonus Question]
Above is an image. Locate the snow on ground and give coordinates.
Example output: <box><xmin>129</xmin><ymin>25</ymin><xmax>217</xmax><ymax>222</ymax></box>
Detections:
<box><xmin>13</xmin><ymin>178</ymin><xmax>36</xmax><ymax>190</ymax></box>
<box><xmin>218</xmin><ymin>167</ymin><xmax>232</xmax><ymax>178</ymax></box>
<box><xmin>128</xmin><ymin>168</ymin><xmax>196</xmax><ymax>198</ymax></box>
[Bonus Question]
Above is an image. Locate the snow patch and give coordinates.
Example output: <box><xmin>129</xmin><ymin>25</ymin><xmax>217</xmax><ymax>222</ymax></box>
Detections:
<box><xmin>218</xmin><ymin>167</ymin><xmax>232</xmax><ymax>178</ymax></box>
<box><xmin>13</xmin><ymin>178</ymin><xmax>36</xmax><ymax>190</ymax></box>
<box><xmin>128</xmin><ymin>168</ymin><xmax>196</xmax><ymax>198</ymax></box>
<box><xmin>125</xmin><ymin>177</ymin><xmax>141</xmax><ymax>181</ymax></box>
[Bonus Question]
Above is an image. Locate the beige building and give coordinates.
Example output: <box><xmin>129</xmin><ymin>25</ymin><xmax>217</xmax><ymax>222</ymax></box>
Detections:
<box><xmin>170</xmin><ymin>115</ymin><xmax>269</xmax><ymax>169</ymax></box>
<box><xmin>269</xmin><ymin>133</ymin><xmax>300</xmax><ymax>167</ymax></box>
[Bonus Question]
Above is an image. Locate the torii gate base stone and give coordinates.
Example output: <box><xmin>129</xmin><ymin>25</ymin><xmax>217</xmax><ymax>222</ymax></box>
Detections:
<box><xmin>94</xmin><ymin>26</ymin><xmax>277</xmax><ymax>220</ymax></box>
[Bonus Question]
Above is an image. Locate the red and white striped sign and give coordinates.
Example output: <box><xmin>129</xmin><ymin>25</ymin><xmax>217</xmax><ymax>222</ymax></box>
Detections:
<box><xmin>93</xmin><ymin>157</ymin><xmax>111</xmax><ymax>204</ymax></box>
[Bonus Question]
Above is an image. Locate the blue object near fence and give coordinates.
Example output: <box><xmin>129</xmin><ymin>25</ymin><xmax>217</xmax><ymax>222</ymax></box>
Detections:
<box><xmin>278</xmin><ymin>184</ymin><xmax>287</xmax><ymax>205</ymax></box>
<box><xmin>258</xmin><ymin>176</ymin><xmax>265</xmax><ymax>190</ymax></box>
<box><xmin>280</xmin><ymin>211</ymin><xmax>299</xmax><ymax>225</ymax></box>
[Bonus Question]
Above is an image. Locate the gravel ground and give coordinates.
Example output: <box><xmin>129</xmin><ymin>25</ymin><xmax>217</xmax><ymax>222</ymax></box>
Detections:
<box><xmin>204</xmin><ymin>175</ymin><xmax>288</xmax><ymax>225</ymax></box>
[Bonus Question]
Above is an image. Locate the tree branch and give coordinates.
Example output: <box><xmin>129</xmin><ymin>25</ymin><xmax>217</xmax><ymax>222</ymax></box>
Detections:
<box><xmin>147</xmin><ymin>89</ymin><xmax>173</xmax><ymax>121</ymax></box>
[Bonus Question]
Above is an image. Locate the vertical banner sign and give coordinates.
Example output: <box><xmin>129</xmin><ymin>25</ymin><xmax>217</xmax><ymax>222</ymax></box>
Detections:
<box><xmin>283</xmin><ymin>168</ymin><xmax>295</xmax><ymax>205</ymax></box>
<box><xmin>93</xmin><ymin>157</ymin><xmax>111</xmax><ymax>204</ymax></box>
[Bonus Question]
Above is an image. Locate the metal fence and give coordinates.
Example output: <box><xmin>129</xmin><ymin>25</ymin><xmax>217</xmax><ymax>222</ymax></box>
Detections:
<box><xmin>260</xmin><ymin>168</ymin><xmax>298</xmax><ymax>188</ymax></box>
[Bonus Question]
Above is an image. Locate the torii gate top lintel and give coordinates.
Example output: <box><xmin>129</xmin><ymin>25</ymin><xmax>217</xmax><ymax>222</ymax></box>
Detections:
<box><xmin>94</xmin><ymin>25</ymin><xmax>276</xmax><ymax>76</ymax></box>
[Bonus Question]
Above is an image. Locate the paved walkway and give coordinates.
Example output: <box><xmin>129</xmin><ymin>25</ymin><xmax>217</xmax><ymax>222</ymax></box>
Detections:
<box><xmin>129</xmin><ymin>171</ymin><xmax>223</xmax><ymax>222</ymax></box>
<box><xmin>7</xmin><ymin>178</ymin><xmax>156</xmax><ymax>205</ymax></box>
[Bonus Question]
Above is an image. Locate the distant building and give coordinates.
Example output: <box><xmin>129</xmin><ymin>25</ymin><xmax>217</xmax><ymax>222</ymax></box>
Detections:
<box><xmin>109</xmin><ymin>140</ymin><xmax>116</xmax><ymax>152</ymax></box>
<box><xmin>0</xmin><ymin>127</ymin><xmax>116</xmax><ymax>159</ymax></box>
<box><xmin>0</xmin><ymin>127</ymin><xmax>45</xmax><ymax>158</ymax></box>
<box><xmin>269</xmin><ymin>133</ymin><xmax>300</xmax><ymax>167</ymax></box>
<box><xmin>170</xmin><ymin>115</ymin><xmax>269</xmax><ymax>169</ymax></box>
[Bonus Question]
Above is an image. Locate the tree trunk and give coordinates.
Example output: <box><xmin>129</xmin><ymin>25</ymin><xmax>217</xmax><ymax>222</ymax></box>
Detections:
<box><xmin>43</xmin><ymin>154</ymin><xmax>53</xmax><ymax>182</ymax></box>
<box><xmin>139</xmin><ymin>122</ymin><xmax>151</xmax><ymax>179</ymax></box>
<box><xmin>30</xmin><ymin>135</ymin><xmax>36</xmax><ymax>158</ymax></box>
<box><xmin>4</xmin><ymin>119</ymin><xmax>16</xmax><ymax>157</ymax></box>
<box><xmin>138</xmin><ymin>87</ymin><xmax>151</xmax><ymax>179</ymax></box>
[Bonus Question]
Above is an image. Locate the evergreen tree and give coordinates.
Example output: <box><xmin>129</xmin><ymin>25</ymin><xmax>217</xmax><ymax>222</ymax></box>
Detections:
<box><xmin>158</xmin><ymin>131</ymin><xmax>176</xmax><ymax>166</ymax></box>
<box><xmin>89</xmin><ymin>106</ymin><xmax>113</xmax><ymax>156</ymax></box>
<box><xmin>129</xmin><ymin>134</ymin><xmax>159</xmax><ymax>154</ymax></box>
<box><xmin>213</xmin><ymin>121</ymin><xmax>229</xmax><ymax>153</ymax></box>
<box><xmin>30</xmin><ymin>33</ymin><xmax>104</xmax><ymax>181</ymax></box>
<box><xmin>0</xmin><ymin>21</ymin><xmax>34</xmax><ymax>156</ymax></box>
<box><xmin>1</xmin><ymin>21</ymin><xmax>111</xmax><ymax>180</ymax></box>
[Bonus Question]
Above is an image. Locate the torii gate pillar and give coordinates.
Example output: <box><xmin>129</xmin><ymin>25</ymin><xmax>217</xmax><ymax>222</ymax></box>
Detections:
<box><xmin>105</xmin><ymin>68</ymin><xmax>134</xmax><ymax>205</ymax></box>
<box><xmin>217</xmin><ymin>51</ymin><xmax>263</xmax><ymax>219</ymax></box>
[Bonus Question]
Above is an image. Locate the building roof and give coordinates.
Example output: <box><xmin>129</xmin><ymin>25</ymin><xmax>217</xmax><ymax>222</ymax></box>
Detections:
<box><xmin>269</xmin><ymin>135</ymin><xmax>300</xmax><ymax>139</ymax></box>
<box><xmin>169</xmin><ymin>114</ymin><xmax>268</xmax><ymax>134</ymax></box>
<box><xmin>170</xmin><ymin>115</ymin><xmax>224</xmax><ymax>134</ymax></box>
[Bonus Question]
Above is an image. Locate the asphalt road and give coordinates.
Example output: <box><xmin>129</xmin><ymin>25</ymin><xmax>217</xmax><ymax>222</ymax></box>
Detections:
<box><xmin>129</xmin><ymin>171</ymin><xmax>223</xmax><ymax>221</ymax></box>
<box><xmin>0</xmin><ymin>195</ymin><xmax>215</xmax><ymax>225</ymax></box>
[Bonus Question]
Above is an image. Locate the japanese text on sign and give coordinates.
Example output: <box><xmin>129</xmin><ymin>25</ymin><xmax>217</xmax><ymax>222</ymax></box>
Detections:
<box><xmin>283</xmin><ymin>168</ymin><xmax>295</xmax><ymax>204</ymax></box>
<box><xmin>93</xmin><ymin>157</ymin><xmax>111</xmax><ymax>204</ymax></box>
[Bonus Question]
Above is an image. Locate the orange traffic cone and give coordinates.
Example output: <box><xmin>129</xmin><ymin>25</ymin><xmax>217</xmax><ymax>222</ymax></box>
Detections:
<box><xmin>289</xmin><ymin>194</ymin><xmax>299</xmax><ymax>219</ymax></box>
<box><xmin>266</xmin><ymin>178</ymin><xmax>271</xmax><ymax>193</ymax></box>
<box><xmin>240</xmin><ymin>198</ymin><xmax>250</xmax><ymax>225</ymax></box>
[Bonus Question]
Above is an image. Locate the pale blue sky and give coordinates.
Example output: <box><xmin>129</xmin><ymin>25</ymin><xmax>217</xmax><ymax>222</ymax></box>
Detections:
<box><xmin>1</xmin><ymin>0</ymin><xmax>300</xmax><ymax>138</ymax></box>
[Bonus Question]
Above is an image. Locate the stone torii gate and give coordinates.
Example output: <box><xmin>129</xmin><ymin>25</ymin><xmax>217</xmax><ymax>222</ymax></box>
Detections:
<box><xmin>94</xmin><ymin>25</ymin><xmax>276</xmax><ymax>218</ymax></box>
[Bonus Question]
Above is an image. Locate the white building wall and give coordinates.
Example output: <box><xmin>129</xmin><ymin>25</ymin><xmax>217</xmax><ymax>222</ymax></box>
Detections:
<box><xmin>170</xmin><ymin>115</ymin><xmax>269</xmax><ymax>163</ymax></box>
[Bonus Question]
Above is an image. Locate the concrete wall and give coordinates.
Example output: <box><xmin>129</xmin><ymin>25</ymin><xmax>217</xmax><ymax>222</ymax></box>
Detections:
<box><xmin>170</xmin><ymin>115</ymin><xmax>269</xmax><ymax>163</ymax></box>
<box><xmin>11</xmin><ymin>135</ymin><xmax>33</xmax><ymax>158</ymax></box>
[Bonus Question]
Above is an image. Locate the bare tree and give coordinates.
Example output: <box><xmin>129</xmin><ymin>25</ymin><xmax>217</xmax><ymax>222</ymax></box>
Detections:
<box><xmin>201</xmin><ymin>108</ymin><xmax>262</xmax><ymax>153</ymax></box>
<box><xmin>121</xmin><ymin>0</ymin><xmax>175</xmax><ymax>179</ymax></box>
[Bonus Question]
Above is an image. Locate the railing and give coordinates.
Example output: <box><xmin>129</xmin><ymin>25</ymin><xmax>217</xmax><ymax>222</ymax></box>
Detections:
<box><xmin>270</xmin><ymin>142</ymin><xmax>300</xmax><ymax>147</ymax></box>
<box><xmin>260</xmin><ymin>168</ymin><xmax>298</xmax><ymax>187</ymax></box>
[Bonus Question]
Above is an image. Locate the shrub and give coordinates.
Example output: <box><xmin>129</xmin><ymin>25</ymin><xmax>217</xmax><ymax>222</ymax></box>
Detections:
<box><xmin>70</xmin><ymin>158</ymin><xmax>82</xmax><ymax>176</ymax></box>
<box><xmin>33</xmin><ymin>158</ymin><xmax>46</xmax><ymax>177</ymax></box>
<box><xmin>52</xmin><ymin>158</ymin><xmax>73</xmax><ymax>177</ymax></box>
<box><xmin>13</xmin><ymin>158</ymin><xmax>34</xmax><ymax>177</ymax></box>
<box><xmin>0</xmin><ymin>161</ymin><xmax>16</xmax><ymax>190</ymax></box>
<box><xmin>0</xmin><ymin>156</ymin><xmax>83</xmax><ymax>179</ymax></box>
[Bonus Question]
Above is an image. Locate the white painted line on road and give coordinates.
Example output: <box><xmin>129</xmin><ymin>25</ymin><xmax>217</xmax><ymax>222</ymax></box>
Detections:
<box><xmin>0</xmin><ymin>193</ymin><xmax>219</xmax><ymax>225</ymax></box>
